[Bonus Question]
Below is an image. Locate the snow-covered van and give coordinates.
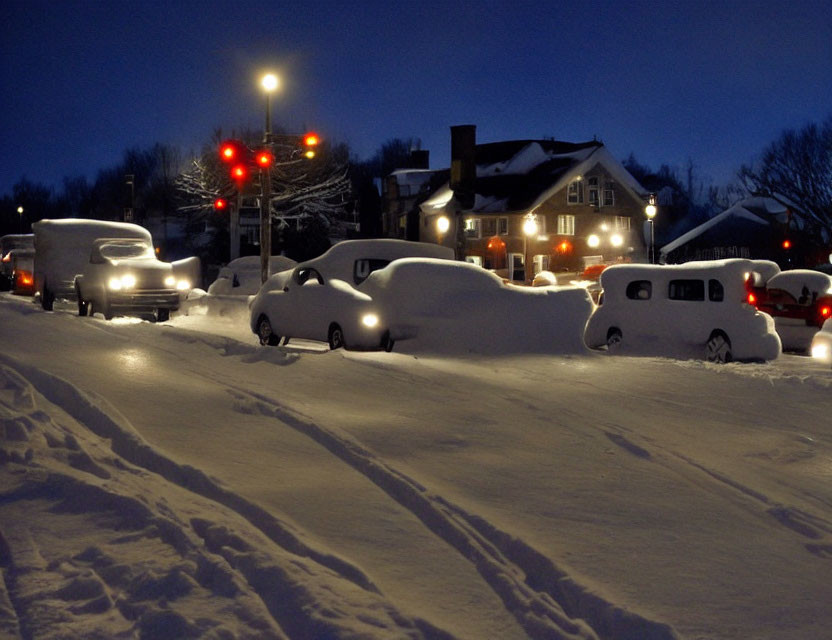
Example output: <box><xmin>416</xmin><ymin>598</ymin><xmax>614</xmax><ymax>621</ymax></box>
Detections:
<box><xmin>584</xmin><ymin>259</ymin><xmax>781</xmax><ymax>362</ymax></box>
<box><xmin>33</xmin><ymin>219</ymin><xmax>153</xmax><ymax>310</ymax></box>
<box><xmin>1</xmin><ymin>233</ymin><xmax>34</xmax><ymax>291</ymax></box>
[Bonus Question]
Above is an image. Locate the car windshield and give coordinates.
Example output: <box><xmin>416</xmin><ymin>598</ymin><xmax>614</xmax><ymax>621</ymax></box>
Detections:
<box><xmin>99</xmin><ymin>241</ymin><xmax>153</xmax><ymax>260</ymax></box>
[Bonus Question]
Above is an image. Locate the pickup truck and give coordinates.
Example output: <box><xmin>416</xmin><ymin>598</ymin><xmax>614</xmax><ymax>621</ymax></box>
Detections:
<box><xmin>74</xmin><ymin>238</ymin><xmax>192</xmax><ymax>321</ymax></box>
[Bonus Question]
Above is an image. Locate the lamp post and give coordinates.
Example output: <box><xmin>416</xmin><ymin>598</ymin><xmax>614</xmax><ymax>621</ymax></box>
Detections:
<box><xmin>259</xmin><ymin>73</ymin><xmax>279</xmax><ymax>284</ymax></box>
<box><xmin>16</xmin><ymin>206</ymin><xmax>24</xmax><ymax>233</ymax></box>
<box><xmin>522</xmin><ymin>213</ymin><xmax>538</xmax><ymax>284</ymax></box>
<box><xmin>645</xmin><ymin>194</ymin><xmax>657</xmax><ymax>264</ymax></box>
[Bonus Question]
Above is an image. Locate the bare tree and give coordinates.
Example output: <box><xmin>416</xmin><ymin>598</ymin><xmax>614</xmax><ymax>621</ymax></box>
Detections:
<box><xmin>739</xmin><ymin>116</ymin><xmax>832</xmax><ymax>238</ymax></box>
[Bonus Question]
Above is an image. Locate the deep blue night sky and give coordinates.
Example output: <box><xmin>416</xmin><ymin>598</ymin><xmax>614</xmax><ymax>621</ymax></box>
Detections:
<box><xmin>2</xmin><ymin>0</ymin><xmax>830</xmax><ymax>196</ymax></box>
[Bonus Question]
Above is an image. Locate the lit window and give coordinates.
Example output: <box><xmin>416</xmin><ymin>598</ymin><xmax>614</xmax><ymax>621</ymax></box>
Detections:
<box><xmin>603</xmin><ymin>181</ymin><xmax>615</xmax><ymax>207</ymax></box>
<box><xmin>567</xmin><ymin>180</ymin><xmax>584</xmax><ymax>204</ymax></box>
<box><xmin>464</xmin><ymin>218</ymin><xmax>481</xmax><ymax>239</ymax></box>
<box><xmin>465</xmin><ymin>255</ymin><xmax>483</xmax><ymax>267</ymax></box>
<box><xmin>557</xmin><ymin>214</ymin><xmax>575</xmax><ymax>236</ymax></box>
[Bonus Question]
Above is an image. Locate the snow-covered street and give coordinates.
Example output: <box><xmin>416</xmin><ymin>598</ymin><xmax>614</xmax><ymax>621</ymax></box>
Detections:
<box><xmin>1</xmin><ymin>292</ymin><xmax>831</xmax><ymax>639</ymax></box>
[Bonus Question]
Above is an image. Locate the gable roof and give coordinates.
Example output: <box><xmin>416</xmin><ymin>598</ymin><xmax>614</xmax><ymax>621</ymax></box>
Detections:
<box><xmin>421</xmin><ymin>139</ymin><xmax>647</xmax><ymax>214</ymax></box>
<box><xmin>659</xmin><ymin>197</ymin><xmax>788</xmax><ymax>258</ymax></box>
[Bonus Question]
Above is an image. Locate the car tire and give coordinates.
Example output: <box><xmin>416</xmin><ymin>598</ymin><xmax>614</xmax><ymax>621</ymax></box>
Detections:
<box><xmin>706</xmin><ymin>330</ymin><xmax>732</xmax><ymax>363</ymax></box>
<box><xmin>381</xmin><ymin>330</ymin><xmax>395</xmax><ymax>353</ymax></box>
<box><xmin>606</xmin><ymin>328</ymin><xmax>622</xmax><ymax>352</ymax></box>
<box><xmin>157</xmin><ymin>308</ymin><xmax>170</xmax><ymax>323</ymax></box>
<box><xmin>41</xmin><ymin>282</ymin><xmax>54</xmax><ymax>311</ymax></box>
<box><xmin>256</xmin><ymin>315</ymin><xmax>280</xmax><ymax>346</ymax></box>
<box><xmin>328</xmin><ymin>324</ymin><xmax>345</xmax><ymax>350</ymax></box>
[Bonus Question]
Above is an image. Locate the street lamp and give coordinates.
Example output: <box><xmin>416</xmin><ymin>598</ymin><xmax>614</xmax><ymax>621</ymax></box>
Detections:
<box><xmin>259</xmin><ymin>72</ymin><xmax>279</xmax><ymax>284</ymax></box>
<box><xmin>16</xmin><ymin>206</ymin><xmax>24</xmax><ymax>233</ymax></box>
<box><xmin>436</xmin><ymin>215</ymin><xmax>450</xmax><ymax>245</ymax></box>
<box><xmin>522</xmin><ymin>213</ymin><xmax>538</xmax><ymax>284</ymax></box>
<box><xmin>645</xmin><ymin>193</ymin><xmax>657</xmax><ymax>264</ymax></box>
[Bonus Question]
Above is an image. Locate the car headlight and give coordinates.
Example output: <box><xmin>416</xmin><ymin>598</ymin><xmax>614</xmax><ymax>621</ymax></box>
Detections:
<box><xmin>165</xmin><ymin>275</ymin><xmax>176</xmax><ymax>287</ymax></box>
<box><xmin>811</xmin><ymin>343</ymin><xmax>829</xmax><ymax>360</ymax></box>
<box><xmin>109</xmin><ymin>274</ymin><xmax>136</xmax><ymax>290</ymax></box>
<box><xmin>361</xmin><ymin>313</ymin><xmax>379</xmax><ymax>328</ymax></box>
<box><xmin>176</xmin><ymin>280</ymin><xmax>190</xmax><ymax>291</ymax></box>
<box><xmin>108</xmin><ymin>277</ymin><xmax>122</xmax><ymax>290</ymax></box>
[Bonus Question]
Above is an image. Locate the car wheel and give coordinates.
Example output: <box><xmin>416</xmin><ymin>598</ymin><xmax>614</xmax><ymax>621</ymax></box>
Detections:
<box><xmin>606</xmin><ymin>328</ymin><xmax>622</xmax><ymax>352</ymax></box>
<box><xmin>41</xmin><ymin>282</ymin><xmax>54</xmax><ymax>311</ymax></box>
<box><xmin>256</xmin><ymin>315</ymin><xmax>280</xmax><ymax>346</ymax></box>
<box><xmin>328</xmin><ymin>324</ymin><xmax>345</xmax><ymax>350</ymax></box>
<box><xmin>381</xmin><ymin>330</ymin><xmax>395</xmax><ymax>353</ymax></box>
<box><xmin>76</xmin><ymin>286</ymin><xmax>88</xmax><ymax>316</ymax></box>
<box><xmin>157</xmin><ymin>308</ymin><xmax>170</xmax><ymax>323</ymax></box>
<box><xmin>706</xmin><ymin>330</ymin><xmax>732</xmax><ymax>363</ymax></box>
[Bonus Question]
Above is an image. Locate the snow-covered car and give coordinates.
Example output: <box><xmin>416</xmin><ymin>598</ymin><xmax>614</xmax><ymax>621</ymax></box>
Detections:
<box><xmin>584</xmin><ymin>259</ymin><xmax>781</xmax><ymax>363</ymax></box>
<box><xmin>359</xmin><ymin>258</ymin><xmax>594</xmax><ymax>355</ymax></box>
<box><xmin>207</xmin><ymin>255</ymin><xmax>297</xmax><ymax>296</ymax></box>
<box><xmin>250</xmin><ymin>264</ymin><xmax>393</xmax><ymax>350</ymax></box>
<box><xmin>250</xmin><ymin>239</ymin><xmax>455</xmax><ymax>350</ymax></box>
<box><xmin>74</xmin><ymin>238</ymin><xmax>191</xmax><ymax>321</ymax></box>
<box><xmin>746</xmin><ymin>268</ymin><xmax>832</xmax><ymax>352</ymax></box>
<box><xmin>1</xmin><ymin>233</ymin><xmax>34</xmax><ymax>291</ymax></box>
<box><xmin>810</xmin><ymin>318</ymin><xmax>832</xmax><ymax>366</ymax></box>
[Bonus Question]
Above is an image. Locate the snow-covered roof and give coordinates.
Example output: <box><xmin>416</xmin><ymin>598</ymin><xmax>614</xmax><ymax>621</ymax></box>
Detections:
<box><xmin>421</xmin><ymin>139</ymin><xmax>647</xmax><ymax>215</ymax></box>
<box><xmin>659</xmin><ymin>198</ymin><xmax>779</xmax><ymax>258</ymax></box>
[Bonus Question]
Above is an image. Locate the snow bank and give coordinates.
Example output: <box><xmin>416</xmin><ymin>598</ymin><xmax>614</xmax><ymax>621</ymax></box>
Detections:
<box><xmin>362</xmin><ymin>258</ymin><xmax>594</xmax><ymax>356</ymax></box>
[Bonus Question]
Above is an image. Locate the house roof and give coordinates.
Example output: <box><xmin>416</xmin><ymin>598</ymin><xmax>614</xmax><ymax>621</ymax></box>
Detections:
<box><xmin>659</xmin><ymin>197</ymin><xmax>788</xmax><ymax>257</ymax></box>
<box><xmin>421</xmin><ymin>139</ymin><xmax>647</xmax><ymax>214</ymax></box>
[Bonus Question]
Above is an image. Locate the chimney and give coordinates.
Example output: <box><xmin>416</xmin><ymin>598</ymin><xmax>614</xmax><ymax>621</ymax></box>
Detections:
<box><xmin>450</xmin><ymin>125</ymin><xmax>476</xmax><ymax>210</ymax></box>
<box><xmin>409</xmin><ymin>149</ymin><xmax>429</xmax><ymax>169</ymax></box>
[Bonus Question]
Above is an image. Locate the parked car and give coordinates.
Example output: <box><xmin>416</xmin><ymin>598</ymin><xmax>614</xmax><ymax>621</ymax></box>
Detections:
<box><xmin>74</xmin><ymin>238</ymin><xmax>191</xmax><ymax>321</ymax></box>
<box><xmin>359</xmin><ymin>258</ymin><xmax>594</xmax><ymax>355</ymax></box>
<box><xmin>584</xmin><ymin>259</ymin><xmax>781</xmax><ymax>363</ymax></box>
<box><xmin>207</xmin><ymin>255</ymin><xmax>297</xmax><ymax>296</ymax></box>
<box><xmin>8</xmin><ymin>248</ymin><xmax>35</xmax><ymax>296</ymax></box>
<box><xmin>1</xmin><ymin>234</ymin><xmax>34</xmax><ymax>291</ymax></box>
<box><xmin>810</xmin><ymin>318</ymin><xmax>832</xmax><ymax>366</ymax></box>
<box><xmin>746</xmin><ymin>267</ymin><xmax>832</xmax><ymax>352</ymax></box>
<box><xmin>250</xmin><ymin>239</ymin><xmax>454</xmax><ymax>350</ymax></box>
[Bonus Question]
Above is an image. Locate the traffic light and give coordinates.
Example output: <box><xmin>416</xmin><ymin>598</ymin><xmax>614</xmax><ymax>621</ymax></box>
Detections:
<box><xmin>213</xmin><ymin>198</ymin><xmax>228</xmax><ymax>211</ymax></box>
<box><xmin>219</xmin><ymin>140</ymin><xmax>244</xmax><ymax>163</ymax></box>
<box><xmin>255</xmin><ymin>150</ymin><xmax>274</xmax><ymax>168</ymax></box>
<box><xmin>303</xmin><ymin>132</ymin><xmax>319</xmax><ymax>159</ymax></box>
<box><xmin>231</xmin><ymin>164</ymin><xmax>249</xmax><ymax>185</ymax></box>
<box><xmin>782</xmin><ymin>239</ymin><xmax>792</xmax><ymax>250</ymax></box>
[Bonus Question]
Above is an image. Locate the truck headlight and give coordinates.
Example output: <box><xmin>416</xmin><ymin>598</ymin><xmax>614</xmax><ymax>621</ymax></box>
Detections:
<box><xmin>109</xmin><ymin>274</ymin><xmax>136</xmax><ymax>290</ymax></box>
<box><xmin>165</xmin><ymin>275</ymin><xmax>176</xmax><ymax>287</ymax></box>
<box><xmin>361</xmin><ymin>313</ymin><xmax>379</xmax><ymax>328</ymax></box>
<box><xmin>176</xmin><ymin>280</ymin><xmax>190</xmax><ymax>291</ymax></box>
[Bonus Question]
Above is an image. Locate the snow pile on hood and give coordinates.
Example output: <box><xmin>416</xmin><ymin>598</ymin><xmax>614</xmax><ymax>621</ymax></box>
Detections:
<box><xmin>361</xmin><ymin>258</ymin><xmax>594</xmax><ymax>356</ymax></box>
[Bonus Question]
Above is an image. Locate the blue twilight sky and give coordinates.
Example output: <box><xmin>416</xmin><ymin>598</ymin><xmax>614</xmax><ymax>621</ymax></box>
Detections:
<box><xmin>1</xmin><ymin>0</ymin><xmax>830</xmax><ymax>197</ymax></box>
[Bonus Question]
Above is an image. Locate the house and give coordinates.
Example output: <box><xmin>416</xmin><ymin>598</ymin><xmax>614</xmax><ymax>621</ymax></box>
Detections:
<box><xmin>660</xmin><ymin>196</ymin><xmax>824</xmax><ymax>268</ymax></box>
<box><xmin>382</xmin><ymin>150</ymin><xmax>449</xmax><ymax>241</ymax></box>
<box><xmin>418</xmin><ymin>129</ymin><xmax>650</xmax><ymax>282</ymax></box>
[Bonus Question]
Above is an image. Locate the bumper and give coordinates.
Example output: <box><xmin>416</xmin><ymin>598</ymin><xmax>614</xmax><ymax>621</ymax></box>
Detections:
<box><xmin>108</xmin><ymin>289</ymin><xmax>180</xmax><ymax>311</ymax></box>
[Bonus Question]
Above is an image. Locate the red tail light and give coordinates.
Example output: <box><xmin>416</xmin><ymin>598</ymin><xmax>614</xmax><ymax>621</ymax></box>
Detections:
<box><xmin>821</xmin><ymin>306</ymin><xmax>831</xmax><ymax>318</ymax></box>
<box><xmin>747</xmin><ymin>292</ymin><xmax>756</xmax><ymax>305</ymax></box>
<box><xmin>1</xmin><ymin>253</ymin><xmax>10</xmax><ymax>263</ymax></box>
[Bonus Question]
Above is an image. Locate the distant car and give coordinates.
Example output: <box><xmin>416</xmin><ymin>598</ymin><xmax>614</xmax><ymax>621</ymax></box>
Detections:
<box><xmin>746</xmin><ymin>268</ymin><xmax>832</xmax><ymax>352</ymax></box>
<box><xmin>207</xmin><ymin>255</ymin><xmax>297</xmax><ymax>296</ymax></box>
<box><xmin>810</xmin><ymin>318</ymin><xmax>832</xmax><ymax>366</ymax></box>
<box><xmin>359</xmin><ymin>258</ymin><xmax>594</xmax><ymax>355</ymax></box>
<box><xmin>584</xmin><ymin>259</ymin><xmax>781</xmax><ymax>363</ymax></box>
<box><xmin>8</xmin><ymin>248</ymin><xmax>35</xmax><ymax>296</ymax></box>
<box><xmin>250</xmin><ymin>239</ymin><xmax>454</xmax><ymax>350</ymax></box>
<box><xmin>1</xmin><ymin>234</ymin><xmax>34</xmax><ymax>291</ymax></box>
<box><xmin>74</xmin><ymin>238</ymin><xmax>191</xmax><ymax>321</ymax></box>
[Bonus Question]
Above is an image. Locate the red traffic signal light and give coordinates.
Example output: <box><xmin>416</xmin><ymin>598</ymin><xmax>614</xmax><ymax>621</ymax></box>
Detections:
<box><xmin>303</xmin><ymin>132</ymin><xmax>319</xmax><ymax>159</ymax></box>
<box><xmin>219</xmin><ymin>140</ymin><xmax>244</xmax><ymax>163</ymax></box>
<box><xmin>213</xmin><ymin>198</ymin><xmax>228</xmax><ymax>211</ymax></box>
<box><xmin>231</xmin><ymin>164</ymin><xmax>249</xmax><ymax>183</ymax></box>
<box><xmin>256</xmin><ymin>151</ymin><xmax>274</xmax><ymax>167</ymax></box>
<box><xmin>782</xmin><ymin>239</ymin><xmax>792</xmax><ymax>249</ymax></box>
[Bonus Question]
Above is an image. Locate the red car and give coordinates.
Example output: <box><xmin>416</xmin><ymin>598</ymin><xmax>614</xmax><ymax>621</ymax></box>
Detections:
<box><xmin>746</xmin><ymin>269</ymin><xmax>832</xmax><ymax>328</ymax></box>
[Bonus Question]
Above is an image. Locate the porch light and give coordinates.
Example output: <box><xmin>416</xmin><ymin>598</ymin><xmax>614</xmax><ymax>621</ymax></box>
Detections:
<box><xmin>588</xmin><ymin>234</ymin><xmax>600</xmax><ymax>248</ymax></box>
<box><xmin>436</xmin><ymin>216</ymin><xmax>450</xmax><ymax>234</ymax></box>
<box><xmin>610</xmin><ymin>234</ymin><xmax>623</xmax><ymax>247</ymax></box>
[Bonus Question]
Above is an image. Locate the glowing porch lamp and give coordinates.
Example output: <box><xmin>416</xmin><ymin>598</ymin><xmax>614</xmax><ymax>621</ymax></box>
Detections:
<box><xmin>645</xmin><ymin>193</ymin><xmax>657</xmax><ymax>264</ymax></box>
<box><xmin>523</xmin><ymin>213</ymin><xmax>539</xmax><ymax>283</ymax></box>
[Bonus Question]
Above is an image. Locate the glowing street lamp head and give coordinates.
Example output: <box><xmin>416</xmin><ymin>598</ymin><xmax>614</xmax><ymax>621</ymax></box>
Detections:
<box><xmin>436</xmin><ymin>216</ymin><xmax>450</xmax><ymax>234</ymax></box>
<box><xmin>523</xmin><ymin>214</ymin><xmax>538</xmax><ymax>237</ymax></box>
<box><xmin>645</xmin><ymin>204</ymin><xmax>657</xmax><ymax>219</ymax></box>
<box><xmin>261</xmin><ymin>73</ymin><xmax>279</xmax><ymax>92</ymax></box>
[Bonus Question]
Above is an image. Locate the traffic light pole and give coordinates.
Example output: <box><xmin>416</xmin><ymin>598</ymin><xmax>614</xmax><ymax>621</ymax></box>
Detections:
<box><xmin>231</xmin><ymin>192</ymin><xmax>241</xmax><ymax>261</ymax></box>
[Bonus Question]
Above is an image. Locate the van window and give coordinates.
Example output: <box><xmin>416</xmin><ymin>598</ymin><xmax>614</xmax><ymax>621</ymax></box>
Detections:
<box><xmin>626</xmin><ymin>280</ymin><xmax>652</xmax><ymax>300</ymax></box>
<box><xmin>708</xmin><ymin>279</ymin><xmax>724</xmax><ymax>302</ymax></box>
<box><xmin>669</xmin><ymin>279</ymin><xmax>705</xmax><ymax>301</ymax></box>
<box><xmin>354</xmin><ymin>259</ymin><xmax>390</xmax><ymax>284</ymax></box>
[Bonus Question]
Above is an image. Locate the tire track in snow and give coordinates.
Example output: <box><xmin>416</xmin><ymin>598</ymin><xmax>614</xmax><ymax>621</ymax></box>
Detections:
<box><xmin>226</xmin><ymin>383</ymin><xmax>679</xmax><ymax>640</ymax></box>
<box><xmin>0</xmin><ymin>353</ymin><xmax>458</xmax><ymax>639</ymax></box>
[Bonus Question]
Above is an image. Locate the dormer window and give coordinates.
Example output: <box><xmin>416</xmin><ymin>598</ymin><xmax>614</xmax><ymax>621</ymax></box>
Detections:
<box><xmin>567</xmin><ymin>180</ymin><xmax>583</xmax><ymax>205</ymax></box>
